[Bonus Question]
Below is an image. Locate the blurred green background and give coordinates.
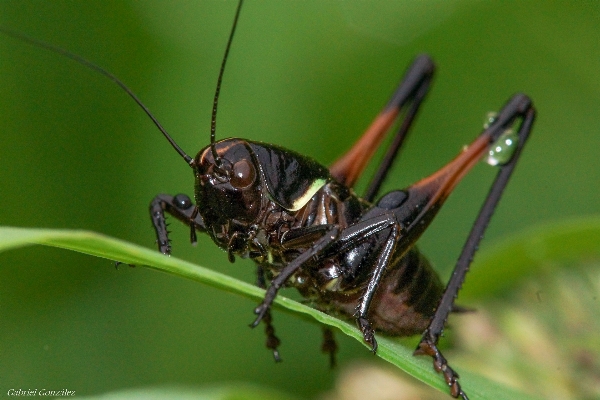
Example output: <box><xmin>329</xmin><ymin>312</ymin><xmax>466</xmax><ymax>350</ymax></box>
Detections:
<box><xmin>0</xmin><ymin>1</ymin><xmax>598</xmax><ymax>398</ymax></box>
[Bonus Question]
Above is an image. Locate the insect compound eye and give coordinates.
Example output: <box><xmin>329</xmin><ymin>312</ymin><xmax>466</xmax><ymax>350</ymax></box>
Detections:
<box><xmin>230</xmin><ymin>159</ymin><xmax>256</xmax><ymax>189</ymax></box>
<box><xmin>173</xmin><ymin>193</ymin><xmax>193</xmax><ymax>210</ymax></box>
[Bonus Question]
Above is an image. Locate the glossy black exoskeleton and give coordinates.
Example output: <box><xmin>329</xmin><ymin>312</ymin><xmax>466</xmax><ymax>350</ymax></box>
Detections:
<box><xmin>1</xmin><ymin>2</ymin><xmax>536</xmax><ymax>398</ymax></box>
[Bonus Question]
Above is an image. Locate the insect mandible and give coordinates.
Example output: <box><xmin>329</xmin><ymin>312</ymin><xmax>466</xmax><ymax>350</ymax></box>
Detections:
<box><xmin>1</xmin><ymin>1</ymin><xmax>536</xmax><ymax>399</ymax></box>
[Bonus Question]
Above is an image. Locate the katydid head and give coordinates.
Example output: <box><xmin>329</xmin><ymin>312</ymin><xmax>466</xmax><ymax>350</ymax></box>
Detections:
<box><xmin>193</xmin><ymin>139</ymin><xmax>263</xmax><ymax>230</ymax></box>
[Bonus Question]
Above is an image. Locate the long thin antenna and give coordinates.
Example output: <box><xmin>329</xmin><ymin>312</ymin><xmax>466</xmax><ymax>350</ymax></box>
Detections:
<box><xmin>210</xmin><ymin>0</ymin><xmax>244</xmax><ymax>169</ymax></box>
<box><xmin>0</xmin><ymin>26</ymin><xmax>193</xmax><ymax>166</ymax></box>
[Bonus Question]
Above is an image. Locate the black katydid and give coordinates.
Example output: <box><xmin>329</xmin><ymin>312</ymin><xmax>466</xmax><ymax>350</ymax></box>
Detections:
<box><xmin>0</xmin><ymin>2</ymin><xmax>535</xmax><ymax>398</ymax></box>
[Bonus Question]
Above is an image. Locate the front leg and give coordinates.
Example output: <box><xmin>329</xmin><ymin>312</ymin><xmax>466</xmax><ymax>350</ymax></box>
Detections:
<box><xmin>149</xmin><ymin>193</ymin><xmax>205</xmax><ymax>254</ymax></box>
<box><xmin>251</xmin><ymin>226</ymin><xmax>340</xmax><ymax>327</ymax></box>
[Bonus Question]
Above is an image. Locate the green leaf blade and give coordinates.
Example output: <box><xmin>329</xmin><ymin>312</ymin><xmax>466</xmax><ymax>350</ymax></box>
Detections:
<box><xmin>0</xmin><ymin>225</ymin><xmax>543</xmax><ymax>399</ymax></box>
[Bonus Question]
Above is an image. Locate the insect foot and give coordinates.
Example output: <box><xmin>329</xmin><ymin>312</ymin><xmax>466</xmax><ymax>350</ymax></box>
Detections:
<box><xmin>261</xmin><ymin>310</ymin><xmax>282</xmax><ymax>362</ymax></box>
<box><xmin>414</xmin><ymin>334</ymin><xmax>469</xmax><ymax>400</ymax></box>
<box><xmin>356</xmin><ymin>317</ymin><xmax>378</xmax><ymax>353</ymax></box>
<box><xmin>251</xmin><ymin>301</ymin><xmax>271</xmax><ymax>328</ymax></box>
<box><xmin>321</xmin><ymin>328</ymin><xmax>338</xmax><ymax>368</ymax></box>
<box><xmin>251</xmin><ymin>297</ymin><xmax>283</xmax><ymax>362</ymax></box>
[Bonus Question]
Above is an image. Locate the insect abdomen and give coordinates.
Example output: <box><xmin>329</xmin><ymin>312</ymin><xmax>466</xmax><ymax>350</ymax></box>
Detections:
<box><xmin>368</xmin><ymin>248</ymin><xmax>443</xmax><ymax>336</ymax></box>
